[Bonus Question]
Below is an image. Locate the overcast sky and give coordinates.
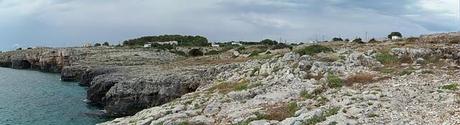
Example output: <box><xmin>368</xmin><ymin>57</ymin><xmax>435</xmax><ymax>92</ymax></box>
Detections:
<box><xmin>0</xmin><ymin>0</ymin><xmax>458</xmax><ymax>50</ymax></box>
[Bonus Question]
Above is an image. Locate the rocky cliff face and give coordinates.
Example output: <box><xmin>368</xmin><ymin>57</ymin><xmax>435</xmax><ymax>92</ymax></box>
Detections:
<box><xmin>81</xmin><ymin>65</ymin><xmax>236</xmax><ymax>117</ymax></box>
<box><xmin>0</xmin><ymin>48</ymin><xmax>71</xmax><ymax>72</ymax></box>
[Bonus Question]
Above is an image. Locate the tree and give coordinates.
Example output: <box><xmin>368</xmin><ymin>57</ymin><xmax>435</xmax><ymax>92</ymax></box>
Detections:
<box><xmin>388</xmin><ymin>32</ymin><xmax>402</xmax><ymax>39</ymax></box>
<box><xmin>103</xmin><ymin>42</ymin><xmax>110</xmax><ymax>46</ymax></box>
<box><xmin>332</xmin><ymin>37</ymin><xmax>343</xmax><ymax>41</ymax></box>
<box><xmin>122</xmin><ymin>35</ymin><xmax>209</xmax><ymax>47</ymax></box>
<box><xmin>94</xmin><ymin>43</ymin><xmax>102</xmax><ymax>47</ymax></box>
<box><xmin>352</xmin><ymin>38</ymin><xmax>364</xmax><ymax>44</ymax></box>
<box><xmin>260</xmin><ymin>39</ymin><xmax>278</xmax><ymax>45</ymax></box>
<box><xmin>345</xmin><ymin>39</ymin><xmax>350</xmax><ymax>42</ymax></box>
<box><xmin>368</xmin><ymin>38</ymin><xmax>379</xmax><ymax>43</ymax></box>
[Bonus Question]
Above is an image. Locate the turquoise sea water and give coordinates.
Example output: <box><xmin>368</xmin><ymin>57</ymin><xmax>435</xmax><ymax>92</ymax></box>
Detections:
<box><xmin>0</xmin><ymin>68</ymin><xmax>106</xmax><ymax>125</ymax></box>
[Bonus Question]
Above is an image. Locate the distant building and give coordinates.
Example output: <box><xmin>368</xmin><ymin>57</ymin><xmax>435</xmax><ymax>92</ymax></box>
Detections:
<box><xmin>391</xmin><ymin>36</ymin><xmax>402</xmax><ymax>40</ymax></box>
<box><xmin>231</xmin><ymin>42</ymin><xmax>243</xmax><ymax>46</ymax></box>
<box><xmin>83</xmin><ymin>43</ymin><xmax>92</xmax><ymax>48</ymax></box>
<box><xmin>211</xmin><ymin>43</ymin><xmax>220</xmax><ymax>47</ymax></box>
<box><xmin>144</xmin><ymin>44</ymin><xmax>152</xmax><ymax>48</ymax></box>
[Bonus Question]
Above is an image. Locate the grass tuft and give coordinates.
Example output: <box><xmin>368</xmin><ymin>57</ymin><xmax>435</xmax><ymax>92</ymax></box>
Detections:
<box><xmin>441</xmin><ymin>83</ymin><xmax>458</xmax><ymax>91</ymax></box>
<box><xmin>327</xmin><ymin>74</ymin><xmax>343</xmax><ymax>88</ymax></box>
<box><xmin>296</xmin><ymin>45</ymin><xmax>333</xmax><ymax>56</ymax></box>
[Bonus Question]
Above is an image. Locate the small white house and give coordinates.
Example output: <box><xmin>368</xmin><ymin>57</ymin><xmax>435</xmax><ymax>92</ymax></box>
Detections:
<box><xmin>144</xmin><ymin>44</ymin><xmax>152</xmax><ymax>48</ymax></box>
<box><xmin>391</xmin><ymin>36</ymin><xmax>402</xmax><ymax>40</ymax></box>
<box><xmin>211</xmin><ymin>43</ymin><xmax>220</xmax><ymax>47</ymax></box>
<box><xmin>231</xmin><ymin>42</ymin><xmax>243</xmax><ymax>46</ymax></box>
<box><xmin>83</xmin><ymin>43</ymin><xmax>92</xmax><ymax>48</ymax></box>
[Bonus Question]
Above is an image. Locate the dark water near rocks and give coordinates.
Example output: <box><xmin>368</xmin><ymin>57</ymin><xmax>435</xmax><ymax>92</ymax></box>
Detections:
<box><xmin>0</xmin><ymin>68</ymin><xmax>106</xmax><ymax>125</ymax></box>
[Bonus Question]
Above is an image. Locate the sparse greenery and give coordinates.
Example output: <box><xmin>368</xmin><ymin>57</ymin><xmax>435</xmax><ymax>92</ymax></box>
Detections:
<box><xmin>123</xmin><ymin>35</ymin><xmax>209</xmax><ymax>46</ymax></box>
<box><xmin>352</xmin><ymin>38</ymin><xmax>364</xmax><ymax>43</ymax></box>
<box><xmin>262</xmin><ymin>102</ymin><xmax>299</xmax><ymax>121</ymax></box>
<box><xmin>441</xmin><ymin>83</ymin><xmax>458</xmax><ymax>91</ymax></box>
<box><xmin>205</xmin><ymin>50</ymin><xmax>221</xmax><ymax>55</ymax></box>
<box><xmin>327</xmin><ymin>74</ymin><xmax>343</xmax><ymax>88</ymax></box>
<box><xmin>332</xmin><ymin>37</ymin><xmax>343</xmax><ymax>41</ymax></box>
<box><xmin>103</xmin><ymin>42</ymin><xmax>110</xmax><ymax>46</ymax></box>
<box><xmin>211</xmin><ymin>79</ymin><xmax>250</xmax><ymax>93</ymax></box>
<box><xmin>300</xmin><ymin>90</ymin><xmax>315</xmax><ymax>99</ymax></box>
<box><xmin>304</xmin><ymin>107</ymin><xmax>341</xmax><ymax>125</ymax></box>
<box><xmin>296</xmin><ymin>45</ymin><xmax>333</xmax><ymax>56</ymax></box>
<box><xmin>376</xmin><ymin>52</ymin><xmax>398</xmax><ymax>65</ymax></box>
<box><xmin>170</xmin><ymin>50</ymin><xmax>187</xmax><ymax>57</ymax></box>
<box><xmin>287</xmin><ymin>102</ymin><xmax>299</xmax><ymax>116</ymax></box>
<box><xmin>399</xmin><ymin>69</ymin><xmax>414</xmax><ymax>76</ymax></box>
<box><xmin>94</xmin><ymin>43</ymin><xmax>102</xmax><ymax>47</ymax></box>
<box><xmin>260</xmin><ymin>39</ymin><xmax>278</xmax><ymax>45</ymax></box>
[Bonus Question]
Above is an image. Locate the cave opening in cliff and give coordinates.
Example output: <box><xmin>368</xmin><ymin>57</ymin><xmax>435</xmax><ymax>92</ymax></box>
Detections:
<box><xmin>19</xmin><ymin>60</ymin><xmax>31</xmax><ymax>69</ymax></box>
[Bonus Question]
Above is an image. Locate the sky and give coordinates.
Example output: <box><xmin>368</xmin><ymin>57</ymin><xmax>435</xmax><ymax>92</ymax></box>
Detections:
<box><xmin>0</xmin><ymin>0</ymin><xmax>458</xmax><ymax>50</ymax></box>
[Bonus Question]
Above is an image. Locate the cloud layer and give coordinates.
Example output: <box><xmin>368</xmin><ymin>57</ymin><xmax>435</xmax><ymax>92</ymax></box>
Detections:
<box><xmin>0</xmin><ymin>0</ymin><xmax>458</xmax><ymax>50</ymax></box>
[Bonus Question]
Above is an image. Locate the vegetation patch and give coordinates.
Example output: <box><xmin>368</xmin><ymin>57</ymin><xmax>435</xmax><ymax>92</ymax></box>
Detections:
<box><xmin>376</xmin><ymin>52</ymin><xmax>398</xmax><ymax>65</ymax></box>
<box><xmin>304</xmin><ymin>107</ymin><xmax>341</xmax><ymax>125</ymax></box>
<box><xmin>296</xmin><ymin>45</ymin><xmax>334</xmax><ymax>56</ymax></box>
<box><xmin>441</xmin><ymin>83</ymin><xmax>459</xmax><ymax>91</ymax></box>
<box><xmin>345</xmin><ymin>73</ymin><xmax>376</xmax><ymax>86</ymax></box>
<box><xmin>399</xmin><ymin>68</ymin><xmax>415</xmax><ymax>76</ymax></box>
<box><xmin>210</xmin><ymin>79</ymin><xmax>250</xmax><ymax>93</ymax></box>
<box><xmin>264</xmin><ymin>102</ymin><xmax>299</xmax><ymax>121</ymax></box>
<box><xmin>327</xmin><ymin>74</ymin><xmax>343</xmax><ymax>88</ymax></box>
<box><xmin>300</xmin><ymin>90</ymin><xmax>315</xmax><ymax>99</ymax></box>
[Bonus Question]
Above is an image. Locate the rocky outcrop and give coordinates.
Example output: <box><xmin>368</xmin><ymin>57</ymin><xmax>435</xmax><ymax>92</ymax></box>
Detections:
<box><xmin>82</xmin><ymin>65</ymin><xmax>236</xmax><ymax>117</ymax></box>
<box><xmin>0</xmin><ymin>48</ymin><xmax>73</xmax><ymax>73</ymax></box>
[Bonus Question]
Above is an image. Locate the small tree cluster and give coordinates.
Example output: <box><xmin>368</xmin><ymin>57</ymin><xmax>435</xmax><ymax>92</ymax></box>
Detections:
<box><xmin>332</xmin><ymin>37</ymin><xmax>343</xmax><ymax>41</ymax></box>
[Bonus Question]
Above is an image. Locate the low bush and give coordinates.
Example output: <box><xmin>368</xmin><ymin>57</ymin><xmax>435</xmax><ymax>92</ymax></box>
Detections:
<box><xmin>376</xmin><ymin>52</ymin><xmax>398</xmax><ymax>65</ymax></box>
<box><xmin>210</xmin><ymin>79</ymin><xmax>250</xmax><ymax>93</ymax></box>
<box><xmin>441</xmin><ymin>83</ymin><xmax>458</xmax><ymax>91</ymax></box>
<box><xmin>296</xmin><ymin>45</ymin><xmax>333</xmax><ymax>56</ymax></box>
<box><xmin>264</xmin><ymin>102</ymin><xmax>298</xmax><ymax>121</ymax></box>
<box><xmin>205</xmin><ymin>50</ymin><xmax>220</xmax><ymax>55</ymax></box>
<box><xmin>327</xmin><ymin>74</ymin><xmax>343</xmax><ymax>88</ymax></box>
<box><xmin>304</xmin><ymin>107</ymin><xmax>341</xmax><ymax>125</ymax></box>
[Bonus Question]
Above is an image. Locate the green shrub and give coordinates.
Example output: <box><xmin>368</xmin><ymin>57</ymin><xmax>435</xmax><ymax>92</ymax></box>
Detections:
<box><xmin>287</xmin><ymin>102</ymin><xmax>299</xmax><ymax>116</ymax></box>
<box><xmin>205</xmin><ymin>50</ymin><xmax>220</xmax><ymax>55</ymax></box>
<box><xmin>304</xmin><ymin>107</ymin><xmax>341</xmax><ymax>125</ymax></box>
<box><xmin>327</xmin><ymin>74</ymin><xmax>343</xmax><ymax>88</ymax></box>
<box><xmin>296</xmin><ymin>45</ymin><xmax>333</xmax><ymax>55</ymax></box>
<box><xmin>376</xmin><ymin>52</ymin><xmax>398</xmax><ymax>65</ymax></box>
<box><xmin>441</xmin><ymin>83</ymin><xmax>458</xmax><ymax>91</ymax></box>
<box><xmin>300</xmin><ymin>90</ymin><xmax>315</xmax><ymax>99</ymax></box>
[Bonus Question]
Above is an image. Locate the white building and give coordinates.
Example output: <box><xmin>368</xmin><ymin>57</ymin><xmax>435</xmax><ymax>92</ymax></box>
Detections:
<box><xmin>211</xmin><ymin>43</ymin><xmax>220</xmax><ymax>47</ymax></box>
<box><xmin>144</xmin><ymin>44</ymin><xmax>152</xmax><ymax>48</ymax></box>
<box><xmin>391</xmin><ymin>36</ymin><xmax>402</xmax><ymax>40</ymax></box>
<box><xmin>231</xmin><ymin>42</ymin><xmax>243</xmax><ymax>46</ymax></box>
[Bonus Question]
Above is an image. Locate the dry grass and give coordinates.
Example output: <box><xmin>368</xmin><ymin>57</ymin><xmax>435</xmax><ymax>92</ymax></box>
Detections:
<box><xmin>305</xmin><ymin>72</ymin><xmax>324</xmax><ymax>80</ymax></box>
<box><xmin>345</xmin><ymin>73</ymin><xmax>377</xmax><ymax>86</ymax></box>
<box><xmin>263</xmin><ymin>102</ymin><xmax>298</xmax><ymax>121</ymax></box>
<box><xmin>210</xmin><ymin>79</ymin><xmax>249</xmax><ymax>94</ymax></box>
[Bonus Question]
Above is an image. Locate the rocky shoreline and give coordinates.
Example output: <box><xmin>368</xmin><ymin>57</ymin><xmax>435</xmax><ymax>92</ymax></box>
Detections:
<box><xmin>2</xmin><ymin>34</ymin><xmax>460</xmax><ymax>124</ymax></box>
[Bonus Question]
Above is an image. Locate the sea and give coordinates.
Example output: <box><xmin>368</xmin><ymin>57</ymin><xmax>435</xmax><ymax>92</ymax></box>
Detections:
<box><xmin>0</xmin><ymin>67</ymin><xmax>106</xmax><ymax>125</ymax></box>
